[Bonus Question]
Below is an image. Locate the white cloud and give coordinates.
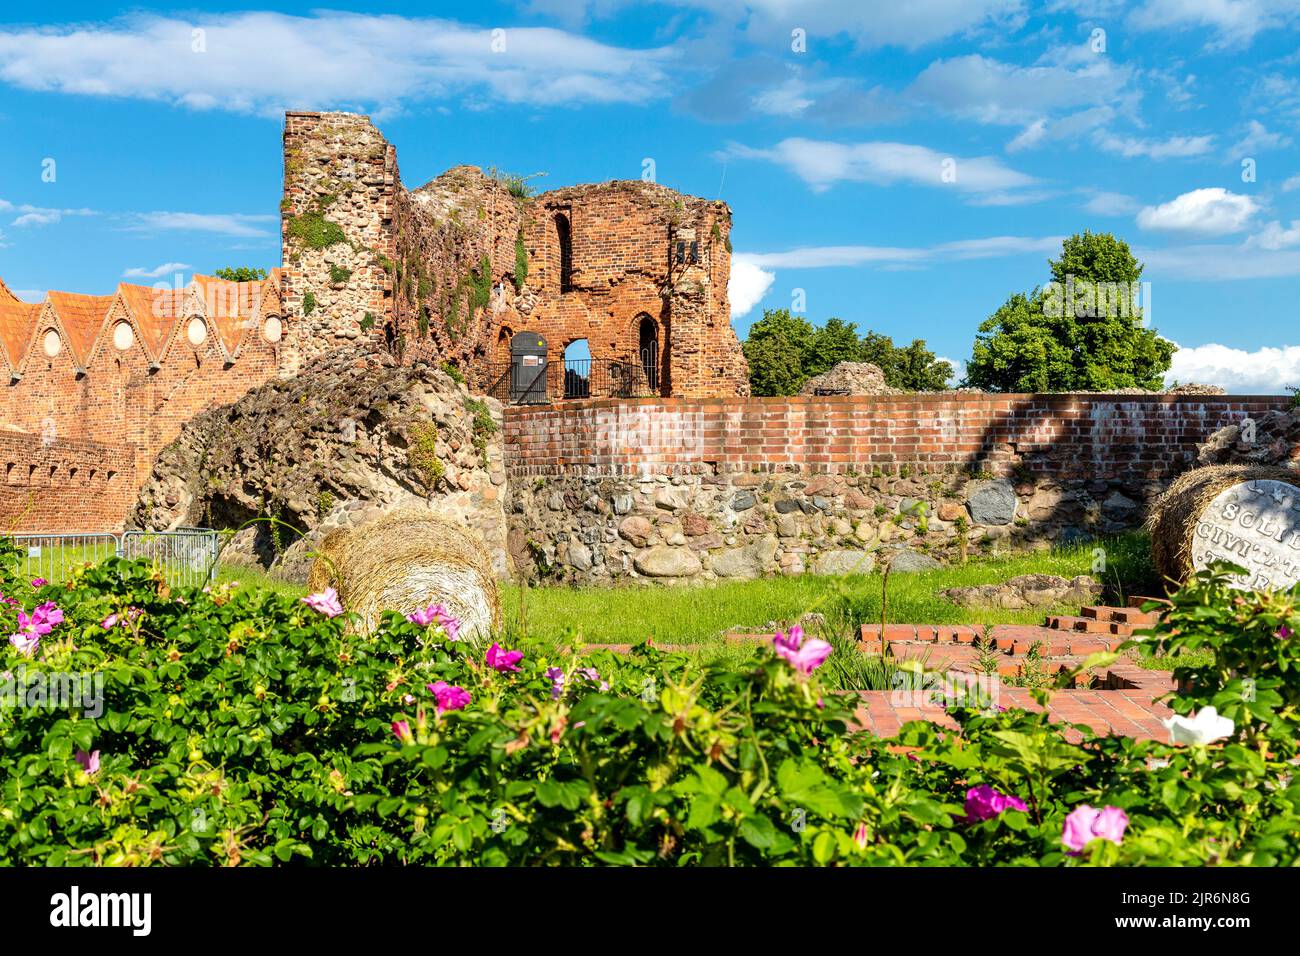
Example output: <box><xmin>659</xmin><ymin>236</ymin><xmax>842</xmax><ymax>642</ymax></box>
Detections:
<box><xmin>907</xmin><ymin>53</ymin><xmax>1128</xmax><ymax>126</ymax></box>
<box><xmin>0</xmin><ymin>13</ymin><xmax>674</xmax><ymax>116</ymax></box>
<box><xmin>1007</xmin><ymin>106</ymin><xmax>1116</xmax><ymax>152</ymax></box>
<box><xmin>1128</xmin><ymin>0</ymin><xmax>1300</xmax><ymax>49</ymax></box>
<box><xmin>737</xmin><ymin>235</ymin><xmax>1062</xmax><ymax>269</ymax></box>
<box><xmin>1084</xmin><ymin>191</ymin><xmax>1140</xmax><ymax>216</ymax></box>
<box><xmin>125</xmin><ymin>212</ymin><xmax>277</xmax><ymax>238</ymax></box>
<box><xmin>724</xmin><ymin>138</ymin><xmax>1036</xmax><ymax>195</ymax></box>
<box><xmin>1230</xmin><ymin>119</ymin><xmax>1292</xmax><ymax>154</ymax></box>
<box><xmin>1282</xmin><ymin>173</ymin><xmax>1300</xmax><ymax>192</ymax></box>
<box><xmin>938</xmin><ymin>356</ymin><xmax>966</xmax><ymax>387</ymax></box>
<box><xmin>1248</xmin><ymin>220</ymin><xmax>1300</xmax><ymax>249</ymax></box>
<box><xmin>12</xmin><ymin>289</ymin><xmax>44</xmax><ymax>302</ymax></box>
<box><xmin>1138</xmin><ymin>242</ymin><xmax>1300</xmax><ymax>278</ymax></box>
<box><xmin>653</xmin><ymin>0</ymin><xmax>1028</xmax><ymax>49</ymax></box>
<box><xmin>0</xmin><ymin>198</ymin><xmax>96</xmax><ymax>227</ymax></box>
<box><xmin>123</xmin><ymin>261</ymin><xmax>193</xmax><ymax>280</ymax></box>
<box><xmin>728</xmin><ymin>258</ymin><xmax>775</xmax><ymax>318</ymax></box>
<box><xmin>1094</xmin><ymin>131</ymin><xmax>1216</xmax><ymax>159</ymax></box>
<box><xmin>1136</xmin><ymin>187</ymin><xmax>1259</xmax><ymax>235</ymax></box>
<box><xmin>1168</xmin><ymin>342</ymin><xmax>1300</xmax><ymax>393</ymax></box>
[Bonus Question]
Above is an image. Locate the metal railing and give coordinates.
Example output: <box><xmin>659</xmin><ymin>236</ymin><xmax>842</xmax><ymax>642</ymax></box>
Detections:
<box><xmin>481</xmin><ymin>357</ymin><xmax>661</xmax><ymax>404</ymax></box>
<box><xmin>8</xmin><ymin>528</ymin><xmax>220</xmax><ymax>590</ymax></box>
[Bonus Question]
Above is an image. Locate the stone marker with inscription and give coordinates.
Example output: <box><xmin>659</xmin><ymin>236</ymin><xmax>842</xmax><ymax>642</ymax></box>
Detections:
<box><xmin>1191</xmin><ymin>478</ymin><xmax>1300</xmax><ymax>590</ymax></box>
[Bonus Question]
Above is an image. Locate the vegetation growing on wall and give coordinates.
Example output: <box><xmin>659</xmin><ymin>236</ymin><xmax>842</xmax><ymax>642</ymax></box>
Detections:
<box><xmin>286</xmin><ymin>210</ymin><xmax>347</xmax><ymax>250</ymax></box>
<box><xmin>514</xmin><ymin>231</ymin><xmax>528</xmax><ymax>290</ymax></box>
<box><xmin>407</xmin><ymin>420</ymin><xmax>444</xmax><ymax>490</ymax></box>
<box><xmin>214</xmin><ymin>267</ymin><xmax>268</xmax><ymax>282</ymax></box>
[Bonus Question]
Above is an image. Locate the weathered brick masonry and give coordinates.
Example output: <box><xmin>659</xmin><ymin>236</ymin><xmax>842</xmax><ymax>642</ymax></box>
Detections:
<box><xmin>0</xmin><ymin>274</ymin><xmax>285</xmax><ymax>531</ymax></box>
<box><xmin>503</xmin><ymin>393</ymin><xmax>1288</xmax><ymax>476</ymax></box>
<box><xmin>280</xmin><ymin>111</ymin><xmax>749</xmax><ymax>399</ymax></box>
<box><xmin>0</xmin><ymin>433</ymin><xmax>137</xmax><ymax>533</ymax></box>
<box><xmin>501</xmin><ymin>393</ymin><xmax>1292</xmax><ymax>583</ymax></box>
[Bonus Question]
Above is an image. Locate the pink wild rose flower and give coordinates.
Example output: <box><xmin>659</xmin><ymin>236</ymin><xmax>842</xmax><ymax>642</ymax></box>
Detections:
<box><xmin>75</xmin><ymin>749</ymin><xmax>101</xmax><ymax>776</ymax></box>
<box><xmin>772</xmin><ymin>624</ymin><xmax>831</xmax><ymax>674</ymax></box>
<box><xmin>406</xmin><ymin>603</ymin><xmax>461</xmax><ymax>640</ymax></box>
<box><xmin>302</xmin><ymin>588</ymin><xmax>344</xmax><ymax>618</ymax></box>
<box><xmin>8</xmin><ymin>633</ymin><xmax>39</xmax><ymax>657</ymax></box>
<box><xmin>427</xmin><ymin>680</ymin><xmax>471</xmax><ymax>715</ymax></box>
<box><xmin>391</xmin><ymin>720</ymin><xmax>415</xmax><ymax>745</ymax></box>
<box><xmin>486</xmin><ymin>642</ymin><xmax>523</xmax><ymax>673</ymax></box>
<box><xmin>963</xmin><ymin>785</ymin><xmax>1028</xmax><ymax>823</ymax></box>
<box><xmin>1062</xmin><ymin>804</ymin><xmax>1129</xmax><ymax>855</ymax></box>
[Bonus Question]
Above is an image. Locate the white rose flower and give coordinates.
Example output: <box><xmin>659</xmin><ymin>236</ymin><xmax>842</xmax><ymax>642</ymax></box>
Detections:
<box><xmin>1163</xmin><ymin>705</ymin><xmax>1234</xmax><ymax>746</ymax></box>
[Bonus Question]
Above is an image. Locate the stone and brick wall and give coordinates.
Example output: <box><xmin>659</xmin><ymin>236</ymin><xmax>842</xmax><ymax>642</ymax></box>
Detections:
<box><xmin>0</xmin><ymin>433</ymin><xmax>137</xmax><ymax>533</ymax></box>
<box><xmin>501</xmin><ymin>393</ymin><xmax>1292</xmax><ymax>583</ymax></box>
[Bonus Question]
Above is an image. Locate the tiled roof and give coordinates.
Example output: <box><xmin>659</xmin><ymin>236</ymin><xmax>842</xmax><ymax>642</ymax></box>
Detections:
<box><xmin>0</xmin><ymin>277</ymin><xmax>18</xmax><ymax>305</ymax></box>
<box><xmin>45</xmin><ymin>291</ymin><xmax>115</xmax><ymax>367</ymax></box>
<box><xmin>0</xmin><ymin>299</ymin><xmax>39</xmax><ymax>370</ymax></box>
<box><xmin>116</xmin><ymin>283</ymin><xmax>185</xmax><ymax>357</ymax></box>
<box><xmin>191</xmin><ymin>273</ymin><xmax>279</xmax><ymax>355</ymax></box>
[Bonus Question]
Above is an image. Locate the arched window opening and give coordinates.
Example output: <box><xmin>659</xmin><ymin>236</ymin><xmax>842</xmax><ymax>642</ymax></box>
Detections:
<box><xmin>564</xmin><ymin>339</ymin><xmax>591</xmax><ymax>399</ymax></box>
<box><xmin>555</xmin><ymin>213</ymin><xmax>573</xmax><ymax>292</ymax></box>
<box><xmin>638</xmin><ymin>316</ymin><xmax>659</xmax><ymax>393</ymax></box>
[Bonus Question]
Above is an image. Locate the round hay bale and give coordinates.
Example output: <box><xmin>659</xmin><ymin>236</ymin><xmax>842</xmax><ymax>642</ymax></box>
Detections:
<box><xmin>1147</xmin><ymin>464</ymin><xmax>1300</xmax><ymax>589</ymax></box>
<box><xmin>306</xmin><ymin>509</ymin><xmax>501</xmax><ymax>640</ymax></box>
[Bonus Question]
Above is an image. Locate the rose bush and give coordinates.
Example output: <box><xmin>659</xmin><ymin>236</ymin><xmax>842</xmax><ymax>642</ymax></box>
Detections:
<box><xmin>0</xmin><ymin>541</ymin><xmax>1297</xmax><ymax>867</ymax></box>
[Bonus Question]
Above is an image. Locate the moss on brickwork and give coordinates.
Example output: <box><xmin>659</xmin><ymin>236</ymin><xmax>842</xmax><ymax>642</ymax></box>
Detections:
<box><xmin>287</xmin><ymin>210</ymin><xmax>347</xmax><ymax>249</ymax></box>
<box><xmin>302</xmin><ymin>291</ymin><xmax>317</xmax><ymax>316</ymax></box>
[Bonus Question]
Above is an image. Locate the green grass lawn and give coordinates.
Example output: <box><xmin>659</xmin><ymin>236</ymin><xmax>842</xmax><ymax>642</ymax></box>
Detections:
<box><xmin>499</xmin><ymin>532</ymin><xmax>1155</xmax><ymax>646</ymax></box>
<box><xmin>216</xmin><ymin>532</ymin><xmax>1156</xmax><ymax>647</ymax></box>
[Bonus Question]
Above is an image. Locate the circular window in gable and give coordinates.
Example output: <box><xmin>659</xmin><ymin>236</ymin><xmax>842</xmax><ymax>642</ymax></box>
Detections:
<box><xmin>187</xmin><ymin>318</ymin><xmax>208</xmax><ymax>346</ymax></box>
<box><xmin>112</xmin><ymin>322</ymin><xmax>134</xmax><ymax>351</ymax></box>
<box><xmin>263</xmin><ymin>315</ymin><xmax>283</xmax><ymax>343</ymax></box>
<box><xmin>42</xmin><ymin>329</ymin><xmax>62</xmax><ymax>357</ymax></box>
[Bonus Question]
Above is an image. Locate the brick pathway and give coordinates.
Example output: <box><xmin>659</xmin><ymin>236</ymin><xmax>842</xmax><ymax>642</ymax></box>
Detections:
<box><xmin>855</xmin><ymin>597</ymin><xmax>1176</xmax><ymax>742</ymax></box>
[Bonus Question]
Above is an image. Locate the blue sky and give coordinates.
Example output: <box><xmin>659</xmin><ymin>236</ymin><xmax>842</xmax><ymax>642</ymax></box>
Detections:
<box><xmin>1</xmin><ymin>1</ymin><xmax>1298</xmax><ymax>391</ymax></box>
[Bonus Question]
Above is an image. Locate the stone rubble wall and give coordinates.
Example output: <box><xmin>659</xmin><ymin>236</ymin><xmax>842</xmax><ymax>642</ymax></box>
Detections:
<box><xmin>132</xmin><ymin>348</ymin><xmax>509</xmax><ymax>581</ymax></box>
<box><xmin>502</xmin><ymin>393</ymin><xmax>1293</xmax><ymax>583</ymax></box>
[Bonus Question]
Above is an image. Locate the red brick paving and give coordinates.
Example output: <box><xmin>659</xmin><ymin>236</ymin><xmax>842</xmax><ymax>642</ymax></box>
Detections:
<box><xmin>855</xmin><ymin>605</ymin><xmax>1177</xmax><ymax>742</ymax></box>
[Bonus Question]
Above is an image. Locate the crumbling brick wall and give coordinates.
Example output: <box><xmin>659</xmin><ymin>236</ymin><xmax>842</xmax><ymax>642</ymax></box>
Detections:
<box><xmin>280</xmin><ymin>111</ymin><xmax>750</xmax><ymax>398</ymax></box>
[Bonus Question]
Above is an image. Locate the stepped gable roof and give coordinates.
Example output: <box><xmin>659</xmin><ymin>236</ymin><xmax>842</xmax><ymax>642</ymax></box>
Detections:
<box><xmin>45</xmin><ymin>291</ymin><xmax>114</xmax><ymax>368</ymax></box>
<box><xmin>116</xmin><ymin>282</ymin><xmax>186</xmax><ymax>359</ymax></box>
<box><xmin>0</xmin><ymin>296</ymin><xmax>40</xmax><ymax>371</ymax></box>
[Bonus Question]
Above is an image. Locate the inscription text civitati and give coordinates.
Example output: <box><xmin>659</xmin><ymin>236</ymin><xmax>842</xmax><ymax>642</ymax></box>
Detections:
<box><xmin>1191</xmin><ymin>479</ymin><xmax>1300</xmax><ymax>590</ymax></box>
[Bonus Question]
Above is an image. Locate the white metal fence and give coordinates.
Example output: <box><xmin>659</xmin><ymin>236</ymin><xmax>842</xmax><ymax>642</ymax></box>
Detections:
<box><xmin>9</xmin><ymin>528</ymin><xmax>220</xmax><ymax>590</ymax></box>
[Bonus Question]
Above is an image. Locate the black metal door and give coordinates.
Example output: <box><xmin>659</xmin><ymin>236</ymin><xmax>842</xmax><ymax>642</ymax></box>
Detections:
<box><xmin>510</xmin><ymin>332</ymin><xmax>548</xmax><ymax>403</ymax></box>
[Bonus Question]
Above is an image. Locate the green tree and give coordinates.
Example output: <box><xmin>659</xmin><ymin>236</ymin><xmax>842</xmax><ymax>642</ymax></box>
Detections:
<box><xmin>857</xmin><ymin>330</ymin><xmax>952</xmax><ymax>390</ymax></box>
<box><xmin>965</xmin><ymin>231</ymin><xmax>1175</xmax><ymax>392</ymax></box>
<box><xmin>214</xmin><ymin>266</ymin><xmax>269</xmax><ymax>282</ymax></box>
<box><xmin>892</xmin><ymin>339</ymin><xmax>954</xmax><ymax>391</ymax></box>
<box><xmin>743</xmin><ymin>309</ymin><xmax>815</xmax><ymax>395</ymax></box>
<box><xmin>807</xmin><ymin>317</ymin><xmax>862</xmax><ymax>377</ymax></box>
